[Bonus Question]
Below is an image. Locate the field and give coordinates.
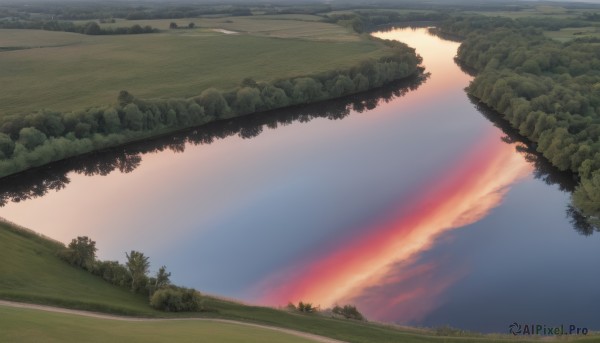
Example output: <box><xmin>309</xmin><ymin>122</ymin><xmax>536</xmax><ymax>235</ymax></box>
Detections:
<box><xmin>0</xmin><ymin>306</ymin><xmax>318</xmax><ymax>343</ymax></box>
<box><xmin>93</xmin><ymin>15</ymin><xmax>356</xmax><ymax>41</ymax></box>
<box><xmin>544</xmin><ymin>26</ymin><xmax>600</xmax><ymax>42</ymax></box>
<box><xmin>0</xmin><ymin>16</ymin><xmax>388</xmax><ymax>116</ymax></box>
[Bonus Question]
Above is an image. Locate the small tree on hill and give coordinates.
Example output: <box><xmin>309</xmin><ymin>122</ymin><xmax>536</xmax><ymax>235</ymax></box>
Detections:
<box><xmin>332</xmin><ymin>304</ymin><xmax>364</xmax><ymax>320</ymax></box>
<box><xmin>60</xmin><ymin>236</ymin><xmax>97</xmax><ymax>270</ymax></box>
<box><xmin>298</xmin><ymin>301</ymin><xmax>316</xmax><ymax>313</ymax></box>
<box><xmin>126</xmin><ymin>250</ymin><xmax>150</xmax><ymax>292</ymax></box>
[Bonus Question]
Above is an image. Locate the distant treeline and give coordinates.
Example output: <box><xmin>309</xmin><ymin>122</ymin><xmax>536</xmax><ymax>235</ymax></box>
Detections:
<box><xmin>0</xmin><ymin>42</ymin><xmax>421</xmax><ymax>181</ymax></box>
<box><xmin>324</xmin><ymin>10</ymin><xmax>447</xmax><ymax>33</ymax></box>
<box><xmin>0</xmin><ymin>20</ymin><xmax>158</xmax><ymax>35</ymax></box>
<box><xmin>435</xmin><ymin>15</ymin><xmax>600</xmax><ymax>225</ymax></box>
<box><xmin>0</xmin><ymin>3</ymin><xmax>328</xmax><ymax>22</ymax></box>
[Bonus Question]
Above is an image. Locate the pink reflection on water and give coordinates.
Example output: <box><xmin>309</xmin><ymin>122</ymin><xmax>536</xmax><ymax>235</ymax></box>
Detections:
<box><xmin>256</xmin><ymin>128</ymin><xmax>531</xmax><ymax>319</ymax></box>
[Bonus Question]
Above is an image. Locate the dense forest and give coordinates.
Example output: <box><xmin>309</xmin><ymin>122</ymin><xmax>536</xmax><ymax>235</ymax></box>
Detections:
<box><xmin>432</xmin><ymin>15</ymin><xmax>600</xmax><ymax>225</ymax></box>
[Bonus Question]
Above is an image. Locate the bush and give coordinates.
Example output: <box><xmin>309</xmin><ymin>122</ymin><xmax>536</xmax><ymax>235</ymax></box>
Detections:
<box><xmin>332</xmin><ymin>304</ymin><xmax>364</xmax><ymax>320</ymax></box>
<box><xmin>150</xmin><ymin>287</ymin><xmax>203</xmax><ymax>312</ymax></box>
<box><xmin>297</xmin><ymin>301</ymin><xmax>316</xmax><ymax>313</ymax></box>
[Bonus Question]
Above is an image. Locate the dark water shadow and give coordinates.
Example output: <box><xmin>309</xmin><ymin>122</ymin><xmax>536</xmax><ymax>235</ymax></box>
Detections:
<box><xmin>470</xmin><ymin>96</ymin><xmax>599</xmax><ymax>236</ymax></box>
<box><xmin>0</xmin><ymin>73</ymin><xmax>429</xmax><ymax>207</ymax></box>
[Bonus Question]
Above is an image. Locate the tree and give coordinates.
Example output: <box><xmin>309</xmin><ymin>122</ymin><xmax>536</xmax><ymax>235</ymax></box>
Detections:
<box><xmin>0</xmin><ymin>133</ymin><xmax>15</xmax><ymax>159</ymax></box>
<box><xmin>297</xmin><ymin>301</ymin><xmax>315</xmax><ymax>313</ymax></box>
<box><xmin>196</xmin><ymin>88</ymin><xmax>230</xmax><ymax>118</ymax></box>
<box><xmin>83</xmin><ymin>21</ymin><xmax>101</xmax><ymax>35</ymax></box>
<box><xmin>117</xmin><ymin>90</ymin><xmax>135</xmax><ymax>107</ymax></box>
<box><xmin>18</xmin><ymin>127</ymin><xmax>47</xmax><ymax>150</ymax></box>
<box><xmin>151</xmin><ymin>265</ymin><xmax>171</xmax><ymax>295</ymax></box>
<box><xmin>63</xmin><ymin>236</ymin><xmax>97</xmax><ymax>270</ymax></box>
<box><xmin>123</xmin><ymin>103</ymin><xmax>144</xmax><ymax>131</ymax></box>
<box><xmin>169</xmin><ymin>22</ymin><xmax>178</xmax><ymax>29</ymax></box>
<box><xmin>233</xmin><ymin>87</ymin><xmax>262</xmax><ymax>114</ymax></box>
<box><xmin>332</xmin><ymin>304</ymin><xmax>364</xmax><ymax>320</ymax></box>
<box><xmin>126</xmin><ymin>250</ymin><xmax>150</xmax><ymax>292</ymax></box>
<box><xmin>188</xmin><ymin>22</ymin><xmax>195</xmax><ymax>29</ymax></box>
<box><xmin>102</xmin><ymin>108</ymin><xmax>122</xmax><ymax>133</ymax></box>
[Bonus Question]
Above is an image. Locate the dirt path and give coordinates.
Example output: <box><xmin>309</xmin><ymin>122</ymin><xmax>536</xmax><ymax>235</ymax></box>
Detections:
<box><xmin>0</xmin><ymin>300</ymin><xmax>345</xmax><ymax>343</ymax></box>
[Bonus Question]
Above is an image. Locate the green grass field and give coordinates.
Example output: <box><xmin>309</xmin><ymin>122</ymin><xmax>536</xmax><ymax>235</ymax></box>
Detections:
<box><xmin>93</xmin><ymin>15</ymin><xmax>357</xmax><ymax>41</ymax></box>
<box><xmin>0</xmin><ymin>306</ymin><xmax>317</xmax><ymax>343</ymax></box>
<box><xmin>544</xmin><ymin>26</ymin><xmax>600</xmax><ymax>42</ymax></box>
<box><xmin>1</xmin><ymin>221</ymin><xmax>598</xmax><ymax>343</ymax></box>
<box><xmin>0</xmin><ymin>16</ymin><xmax>388</xmax><ymax>116</ymax></box>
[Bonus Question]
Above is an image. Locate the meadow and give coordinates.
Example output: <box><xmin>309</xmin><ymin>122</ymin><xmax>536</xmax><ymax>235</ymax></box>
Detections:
<box><xmin>0</xmin><ymin>16</ymin><xmax>388</xmax><ymax>116</ymax></box>
<box><xmin>0</xmin><ymin>306</ymin><xmax>318</xmax><ymax>343</ymax></box>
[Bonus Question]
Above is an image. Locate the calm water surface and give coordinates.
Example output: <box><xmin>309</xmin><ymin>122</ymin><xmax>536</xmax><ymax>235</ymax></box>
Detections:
<box><xmin>2</xmin><ymin>28</ymin><xmax>599</xmax><ymax>333</ymax></box>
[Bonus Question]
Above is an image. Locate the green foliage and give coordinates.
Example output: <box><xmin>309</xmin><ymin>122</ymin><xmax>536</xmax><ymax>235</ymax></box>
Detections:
<box><xmin>147</xmin><ymin>266</ymin><xmax>171</xmax><ymax>297</ymax></box>
<box><xmin>0</xmin><ymin>19</ymin><xmax>158</xmax><ymax>35</ymax></box>
<box><xmin>59</xmin><ymin>236</ymin><xmax>97</xmax><ymax>270</ymax></box>
<box><xmin>196</xmin><ymin>88</ymin><xmax>231</xmax><ymax>119</ymax></box>
<box><xmin>91</xmin><ymin>260</ymin><xmax>131</xmax><ymax>287</ymax></box>
<box><xmin>18</xmin><ymin>127</ymin><xmax>47</xmax><ymax>150</ymax></box>
<box><xmin>149</xmin><ymin>287</ymin><xmax>203</xmax><ymax>312</ymax></box>
<box><xmin>125</xmin><ymin>250</ymin><xmax>150</xmax><ymax>293</ymax></box>
<box><xmin>332</xmin><ymin>304</ymin><xmax>364</xmax><ymax>320</ymax></box>
<box><xmin>0</xmin><ymin>37</ymin><xmax>420</xmax><ymax>181</ymax></box>
<box><xmin>440</xmin><ymin>15</ymin><xmax>600</xmax><ymax>224</ymax></box>
<box><xmin>297</xmin><ymin>301</ymin><xmax>316</xmax><ymax>313</ymax></box>
<box><xmin>0</xmin><ymin>224</ymin><xmax>155</xmax><ymax>316</ymax></box>
<box><xmin>0</xmin><ymin>133</ymin><xmax>15</xmax><ymax>159</ymax></box>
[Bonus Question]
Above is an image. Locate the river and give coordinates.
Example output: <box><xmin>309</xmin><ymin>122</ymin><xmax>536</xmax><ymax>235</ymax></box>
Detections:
<box><xmin>1</xmin><ymin>27</ymin><xmax>598</xmax><ymax>333</ymax></box>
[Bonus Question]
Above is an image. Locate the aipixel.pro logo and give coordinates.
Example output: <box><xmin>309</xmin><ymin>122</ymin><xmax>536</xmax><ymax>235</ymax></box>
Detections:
<box><xmin>509</xmin><ymin>322</ymin><xmax>588</xmax><ymax>336</ymax></box>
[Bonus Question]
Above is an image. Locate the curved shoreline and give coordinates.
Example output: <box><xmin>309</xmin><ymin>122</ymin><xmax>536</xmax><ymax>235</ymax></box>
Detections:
<box><xmin>0</xmin><ymin>68</ymin><xmax>425</xmax><ymax>183</ymax></box>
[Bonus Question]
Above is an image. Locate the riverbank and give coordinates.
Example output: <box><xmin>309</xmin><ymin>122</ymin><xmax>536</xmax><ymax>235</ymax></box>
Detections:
<box><xmin>433</xmin><ymin>15</ymin><xmax>600</xmax><ymax>224</ymax></box>
<box><xmin>2</xmin><ymin>220</ymin><xmax>595</xmax><ymax>343</ymax></box>
<box><xmin>0</xmin><ymin>15</ymin><xmax>422</xmax><ymax>179</ymax></box>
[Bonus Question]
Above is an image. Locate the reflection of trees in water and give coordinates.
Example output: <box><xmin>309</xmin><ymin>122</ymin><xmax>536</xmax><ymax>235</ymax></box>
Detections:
<box><xmin>0</xmin><ymin>73</ymin><xmax>428</xmax><ymax>207</ymax></box>
<box><xmin>471</xmin><ymin>96</ymin><xmax>599</xmax><ymax>236</ymax></box>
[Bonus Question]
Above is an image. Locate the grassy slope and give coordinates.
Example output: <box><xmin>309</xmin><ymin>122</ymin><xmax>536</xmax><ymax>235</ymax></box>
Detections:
<box><xmin>0</xmin><ymin>222</ymin><xmax>597</xmax><ymax>343</ymax></box>
<box><xmin>0</xmin><ymin>307</ymin><xmax>317</xmax><ymax>343</ymax></box>
<box><xmin>0</xmin><ymin>222</ymin><xmax>159</xmax><ymax>316</ymax></box>
<box><xmin>0</xmin><ymin>16</ymin><xmax>388</xmax><ymax>116</ymax></box>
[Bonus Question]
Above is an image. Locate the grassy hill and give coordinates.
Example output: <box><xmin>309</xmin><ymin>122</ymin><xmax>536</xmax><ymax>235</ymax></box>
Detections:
<box><xmin>0</xmin><ymin>221</ymin><xmax>158</xmax><ymax>315</ymax></box>
<box><xmin>1</xmin><ymin>220</ymin><xmax>598</xmax><ymax>342</ymax></box>
<box><xmin>0</xmin><ymin>306</ymin><xmax>319</xmax><ymax>343</ymax></box>
<box><xmin>0</xmin><ymin>16</ymin><xmax>388</xmax><ymax>116</ymax></box>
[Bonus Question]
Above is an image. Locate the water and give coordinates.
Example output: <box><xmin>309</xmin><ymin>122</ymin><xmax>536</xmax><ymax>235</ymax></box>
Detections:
<box><xmin>1</xmin><ymin>27</ymin><xmax>598</xmax><ymax>333</ymax></box>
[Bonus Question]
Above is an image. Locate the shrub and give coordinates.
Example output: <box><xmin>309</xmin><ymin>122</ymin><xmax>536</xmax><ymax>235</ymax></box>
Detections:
<box><xmin>150</xmin><ymin>287</ymin><xmax>203</xmax><ymax>312</ymax></box>
<box><xmin>332</xmin><ymin>304</ymin><xmax>364</xmax><ymax>320</ymax></box>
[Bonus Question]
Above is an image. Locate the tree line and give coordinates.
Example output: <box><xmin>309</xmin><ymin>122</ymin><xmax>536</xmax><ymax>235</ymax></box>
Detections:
<box><xmin>0</xmin><ymin>44</ymin><xmax>421</xmax><ymax>181</ymax></box>
<box><xmin>0</xmin><ymin>20</ymin><xmax>158</xmax><ymax>35</ymax></box>
<box><xmin>436</xmin><ymin>15</ymin><xmax>600</xmax><ymax>226</ymax></box>
<box><xmin>60</xmin><ymin>236</ymin><xmax>202</xmax><ymax>312</ymax></box>
<box><xmin>325</xmin><ymin>10</ymin><xmax>447</xmax><ymax>34</ymax></box>
<box><xmin>0</xmin><ymin>74</ymin><xmax>427</xmax><ymax>208</ymax></box>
